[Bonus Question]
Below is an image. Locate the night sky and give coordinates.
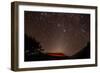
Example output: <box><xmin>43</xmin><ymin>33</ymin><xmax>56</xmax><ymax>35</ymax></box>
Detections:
<box><xmin>24</xmin><ymin>11</ymin><xmax>90</xmax><ymax>57</ymax></box>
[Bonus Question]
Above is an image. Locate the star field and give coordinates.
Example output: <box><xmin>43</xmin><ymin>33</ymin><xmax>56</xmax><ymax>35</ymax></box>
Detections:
<box><xmin>25</xmin><ymin>11</ymin><xmax>90</xmax><ymax>56</ymax></box>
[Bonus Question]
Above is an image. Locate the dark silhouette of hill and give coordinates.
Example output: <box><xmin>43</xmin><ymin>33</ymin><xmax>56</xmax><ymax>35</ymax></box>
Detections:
<box><xmin>70</xmin><ymin>42</ymin><xmax>90</xmax><ymax>59</ymax></box>
<box><xmin>24</xmin><ymin>34</ymin><xmax>44</xmax><ymax>61</ymax></box>
<box><xmin>24</xmin><ymin>34</ymin><xmax>70</xmax><ymax>61</ymax></box>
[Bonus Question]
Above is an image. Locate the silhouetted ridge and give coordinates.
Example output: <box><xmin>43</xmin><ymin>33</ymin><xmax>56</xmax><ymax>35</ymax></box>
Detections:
<box><xmin>70</xmin><ymin>42</ymin><xmax>90</xmax><ymax>59</ymax></box>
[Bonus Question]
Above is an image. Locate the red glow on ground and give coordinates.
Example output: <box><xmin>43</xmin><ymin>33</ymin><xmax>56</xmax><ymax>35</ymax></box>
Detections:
<box><xmin>47</xmin><ymin>53</ymin><xmax>65</xmax><ymax>57</ymax></box>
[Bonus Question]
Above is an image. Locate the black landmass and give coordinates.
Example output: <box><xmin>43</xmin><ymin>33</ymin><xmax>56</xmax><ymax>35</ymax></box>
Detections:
<box><xmin>24</xmin><ymin>34</ymin><xmax>90</xmax><ymax>61</ymax></box>
<box><xmin>70</xmin><ymin>42</ymin><xmax>90</xmax><ymax>59</ymax></box>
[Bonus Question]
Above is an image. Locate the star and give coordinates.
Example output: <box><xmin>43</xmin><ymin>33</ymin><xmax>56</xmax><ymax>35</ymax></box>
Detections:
<box><xmin>40</xmin><ymin>13</ymin><xmax>44</xmax><ymax>15</ymax></box>
<box><xmin>40</xmin><ymin>13</ymin><xmax>48</xmax><ymax>15</ymax></box>
<box><xmin>57</xmin><ymin>23</ymin><xmax>61</xmax><ymax>27</ymax></box>
<box><xmin>63</xmin><ymin>29</ymin><xmax>66</xmax><ymax>32</ymax></box>
<box><xmin>70</xmin><ymin>14</ymin><xmax>74</xmax><ymax>18</ymax></box>
<box><xmin>44</xmin><ymin>13</ymin><xmax>48</xmax><ymax>15</ymax></box>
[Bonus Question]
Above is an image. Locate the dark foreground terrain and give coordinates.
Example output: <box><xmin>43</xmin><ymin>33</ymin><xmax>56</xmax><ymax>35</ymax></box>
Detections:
<box><xmin>24</xmin><ymin>34</ymin><xmax>90</xmax><ymax>61</ymax></box>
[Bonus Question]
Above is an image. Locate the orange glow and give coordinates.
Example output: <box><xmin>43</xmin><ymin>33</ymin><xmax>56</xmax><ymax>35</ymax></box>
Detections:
<box><xmin>47</xmin><ymin>53</ymin><xmax>65</xmax><ymax>56</ymax></box>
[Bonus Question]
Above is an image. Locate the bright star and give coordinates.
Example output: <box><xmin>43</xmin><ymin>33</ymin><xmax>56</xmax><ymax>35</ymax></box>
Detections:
<box><xmin>63</xmin><ymin>29</ymin><xmax>66</xmax><ymax>32</ymax></box>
